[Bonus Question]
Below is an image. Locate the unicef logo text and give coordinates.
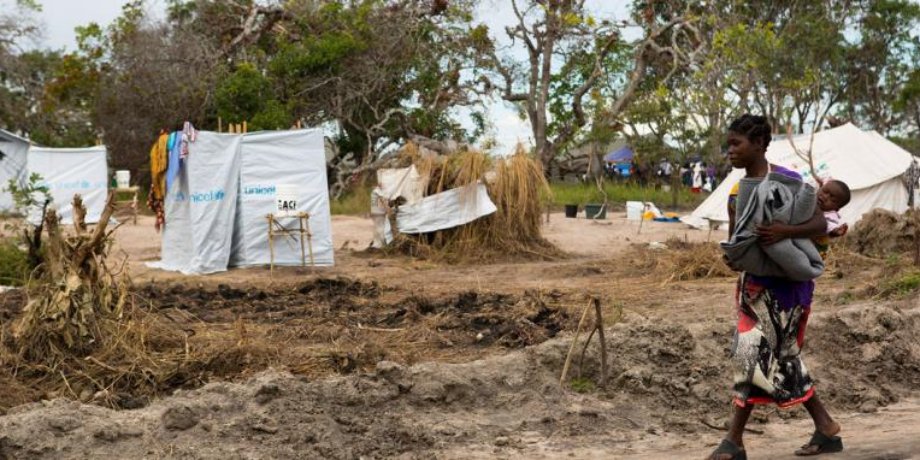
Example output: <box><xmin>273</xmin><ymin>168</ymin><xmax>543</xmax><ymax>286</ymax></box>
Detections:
<box><xmin>189</xmin><ymin>189</ymin><xmax>226</xmax><ymax>203</ymax></box>
<box><xmin>243</xmin><ymin>185</ymin><xmax>276</xmax><ymax>196</ymax></box>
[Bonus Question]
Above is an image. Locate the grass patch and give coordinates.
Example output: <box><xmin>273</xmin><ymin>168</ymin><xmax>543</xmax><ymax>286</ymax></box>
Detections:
<box><xmin>0</xmin><ymin>240</ymin><xmax>28</xmax><ymax>286</ymax></box>
<box><xmin>570</xmin><ymin>376</ymin><xmax>596</xmax><ymax>393</ymax></box>
<box><xmin>548</xmin><ymin>182</ymin><xmax>705</xmax><ymax>211</ymax></box>
<box><xmin>330</xmin><ymin>183</ymin><xmax>372</xmax><ymax>216</ymax></box>
<box><xmin>878</xmin><ymin>269</ymin><xmax>920</xmax><ymax>298</ymax></box>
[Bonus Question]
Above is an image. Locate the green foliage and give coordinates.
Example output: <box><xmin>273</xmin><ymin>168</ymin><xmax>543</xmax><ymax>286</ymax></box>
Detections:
<box><xmin>879</xmin><ymin>269</ymin><xmax>920</xmax><ymax>298</ymax></box>
<box><xmin>250</xmin><ymin>100</ymin><xmax>291</xmax><ymax>131</ymax></box>
<box><xmin>6</xmin><ymin>173</ymin><xmax>50</xmax><ymax>213</ymax></box>
<box><xmin>330</xmin><ymin>183</ymin><xmax>372</xmax><ymax>216</ymax></box>
<box><xmin>548</xmin><ymin>182</ymin><xmax>703</xmax><ymax>210</ymax></box>
<box><xmin>569</xmin><ymin>377</ymin><xmax>596</xmax><ymax>393</ymax></box>
<box><xmin>216</xmin><ymin>63</ymin><xmax>275</xmax><ymax>124</ymax></box>
<box><xmin>0</xmin><ymin>239</ymin><xmax>28</xmax><ymax>286</ymax></box>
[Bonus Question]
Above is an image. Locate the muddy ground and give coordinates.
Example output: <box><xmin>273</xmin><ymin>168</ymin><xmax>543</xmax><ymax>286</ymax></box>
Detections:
<box><xmin>1</xmin><ymin>213</ymin><xmax>919</xmax><ymax>459</ymax></box>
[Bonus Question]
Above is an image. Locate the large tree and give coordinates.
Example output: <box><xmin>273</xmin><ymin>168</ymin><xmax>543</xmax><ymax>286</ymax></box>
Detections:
<box><xmin>61</xmin><ymin>0</ymin><xmax>488</xmax><ymax>191</ymax></box>
<box><xmin>840</xmin><ymin>0</ymin><xmax>920</xmax><ymax>135</ymax></box>
<box><xmin>486</xmin><ymin>0</ymin><xmax>701</xmax><ymax>170</ymax></box>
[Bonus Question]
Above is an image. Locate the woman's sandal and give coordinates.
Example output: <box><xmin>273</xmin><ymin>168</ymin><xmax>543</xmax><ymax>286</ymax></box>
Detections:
<box><xmin>708</xmin><ymin>439</ymin><xmax>747</xmax><ymax>460</ymax></box>
<box><xmin>794</xmin><ymin>431</ymin><xmax>844</xmax><ymax>456</ymax></box>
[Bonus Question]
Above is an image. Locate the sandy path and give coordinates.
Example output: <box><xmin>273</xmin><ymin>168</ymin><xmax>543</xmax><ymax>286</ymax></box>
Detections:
<box><xmin>438</xmin><ymin>397</ymin><xmax>920</xmax><ymax>459</ymax></box>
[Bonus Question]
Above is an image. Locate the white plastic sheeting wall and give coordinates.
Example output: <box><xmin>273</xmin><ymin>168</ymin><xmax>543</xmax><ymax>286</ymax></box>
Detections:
<box><xmin>150</xmin><ymin>132</ymin><xmax>242</xmax><ymax>275</ymax></box>
<box><xmin>27</xmin><ymin>146</ymin><xmax>108</xmax><ymax>224</ymax></box>
<box><xmin>395</xmin><ymin>183</ymin><xmax>497</xmax><ymax>234</ymax></box>
<box><xmin>0</xmin><ymin>130</ymin><xmax>29</xmax><ymax>212</ymax></box>
<box><xmin>230</xmin><ymin>129</ymin><xmax>334</xmax><ymax>267</ymax></box>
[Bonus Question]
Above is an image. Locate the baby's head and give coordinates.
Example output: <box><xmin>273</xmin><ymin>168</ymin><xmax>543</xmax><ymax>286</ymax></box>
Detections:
<box><xmin>818</xmin><ymin>180</ymin><xmax>851</xmax><ymax>212</ymax></box>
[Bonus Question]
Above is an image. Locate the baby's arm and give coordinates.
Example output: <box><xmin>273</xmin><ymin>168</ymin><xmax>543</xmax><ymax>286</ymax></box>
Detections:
<box><xmin>756</xmin><ymin>207</ymin><xmax>827</xmax><ymax>245</ymax></box>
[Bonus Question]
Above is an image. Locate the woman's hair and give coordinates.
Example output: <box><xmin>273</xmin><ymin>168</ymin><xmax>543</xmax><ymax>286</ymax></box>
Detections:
<box><xmin>728</xmin><ymin>114</ymin><xmax>772</xmax><ymax>149</ymax></box>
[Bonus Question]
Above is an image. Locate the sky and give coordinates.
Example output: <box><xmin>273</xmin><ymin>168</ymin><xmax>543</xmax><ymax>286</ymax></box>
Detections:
<box><xmin>20</xmin><ymin>0</ymin><xmax>635</xmax><ymax>153</ymax></box>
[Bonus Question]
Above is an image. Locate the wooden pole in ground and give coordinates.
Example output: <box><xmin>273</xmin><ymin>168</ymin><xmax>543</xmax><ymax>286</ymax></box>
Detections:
<box><xmin>305</xmin><ymin>213</ymin><xmax>315</xmax><ymax>271</ymax></box>
<box><xmin>298</xmin><ymin>212</ymin><xmax>307</xmax><ymax>267</ymax></box>
<box><xmin>267</xmin><ymin>214</ymin><xmax>275</xmax><ymax>278</ymax></box>
<box><xmin>560</xmin><ymin>299</ymin><xmax>592</xmax><ymax>387</ymax></box>
<box><xmin>592</xmin><ymin>297</ymin><xmax>608</xmax><ymax>386</ymax></box>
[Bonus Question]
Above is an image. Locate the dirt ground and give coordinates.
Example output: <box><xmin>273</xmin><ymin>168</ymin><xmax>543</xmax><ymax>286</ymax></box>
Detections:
<box><xmin>1</xmin><ymin>212</ymin><xmax>919</xmax><ymax>459</ymax></box>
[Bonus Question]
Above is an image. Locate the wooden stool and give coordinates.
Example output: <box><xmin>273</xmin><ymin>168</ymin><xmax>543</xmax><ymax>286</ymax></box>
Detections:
<box><xmin>266</xmin><ymin>212</ymin><xmax>314</xmax><ymax>277</ymax></box>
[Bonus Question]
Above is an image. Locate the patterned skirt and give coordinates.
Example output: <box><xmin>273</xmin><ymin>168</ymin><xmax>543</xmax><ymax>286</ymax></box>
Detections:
<box><xmin>731</xmin><ymin>273</ymin><xmax>815</xmax><ymax>408</ymax></box>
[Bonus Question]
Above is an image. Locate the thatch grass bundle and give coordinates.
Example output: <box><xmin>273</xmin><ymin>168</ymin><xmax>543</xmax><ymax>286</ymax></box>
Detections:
<box><xmin>626</xmin><ymin>238</ymin><xmax>735</xmax><ymax>283</ymax></box>
<box><xmin>387</xmin><ymin>144</ymin><xmax>561</xmax><ymax>262</ymax></box>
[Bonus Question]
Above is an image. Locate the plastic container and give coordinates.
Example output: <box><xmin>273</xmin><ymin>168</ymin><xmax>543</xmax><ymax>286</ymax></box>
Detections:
<box><xmin>115</xmin><ymin>170</ymin><xmax>131</xmax><ymax>188</ymax></box>
<box><xmin>564</xmin><ymin>204</ymin><xmax>578</xmax><ymax>218</ymax></box>
<box><xmin>584</xmin><ymin>203</ymin><xmax>607</xmax><ymax>220</ymax></box>
<box><xmin>626</xmin><ymin>201</ymin><xmax>643</xmax><ymax>221</ymax></box>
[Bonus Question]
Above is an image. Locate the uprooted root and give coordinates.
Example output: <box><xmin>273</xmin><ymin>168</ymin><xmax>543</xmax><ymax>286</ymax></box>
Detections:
<box><xmin>0</xmin><ymin>194</ymin><xmax>276</xmax><ymax>409</ymax></box>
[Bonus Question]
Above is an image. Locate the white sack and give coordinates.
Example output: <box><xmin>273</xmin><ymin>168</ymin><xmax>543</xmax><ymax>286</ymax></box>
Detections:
<box><xmin>396</xmin><ymin>183</ymin><xmax>496</xmax><ymax>234</ymax></box>
<box><xmin>27</xmin><ymin>145</ymin><xmax>108</xmax><ymax>224</ymax></box>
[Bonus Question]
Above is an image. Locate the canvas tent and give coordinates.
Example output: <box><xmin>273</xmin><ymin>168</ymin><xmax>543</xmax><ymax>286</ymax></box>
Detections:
<box><xmin>151</xmin><ymin>129</ymin><xmax>333</xmax><ymax>275</ymax></box>
<box><xmin>27</xmin><ymin>145</ymin><xmax>108</xmax><ymax>224</ymax></box>
<box><xmin>682</xmin><ymin>123</ymin><xmax>918</xmax><ymax>229</ymax></box>
<box><xmin>0</xmin><ymin>129</ymin><xmax>29</xmax><ymax>212</ymax></box>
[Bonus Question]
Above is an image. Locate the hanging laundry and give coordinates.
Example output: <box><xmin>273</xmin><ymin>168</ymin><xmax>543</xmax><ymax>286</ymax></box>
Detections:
<box><xmin>180</xmin><ymin>121</ymin><xmax>198</xmax><ymax>159</ymax></box>
<box><xmin>149</xmin><ymin>131</ymin><xmax>169</xmax><ymax>200</ymax></box>
<box><xmin>147</xmin><ymin>131</ymin><xmax>169</xmax><ymax>232</ymax></box>
<box><xmin>166</xmin><ymin>130</ymin><xmax>182</xmax><ymax>192</ymax></box>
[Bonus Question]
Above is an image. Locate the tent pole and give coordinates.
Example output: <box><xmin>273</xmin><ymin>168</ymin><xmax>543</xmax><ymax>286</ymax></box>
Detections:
<box><xmin>305</xmin><ymin>213</ymin><xmax>315</xmax><ymax>271</ymax></box>
<box><xmin>267</xmin><ymin>214</ymin><xmax>275</xmax><ymax>278</ymax></box>
<box><xmin>298</xmin><ymin>212</ymin><xmax>307</xmax><ymax>267</ymax></box>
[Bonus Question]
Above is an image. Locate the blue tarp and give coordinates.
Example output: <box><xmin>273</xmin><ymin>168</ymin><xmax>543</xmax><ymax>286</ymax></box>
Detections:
<box><xmin>604</xmin><ymin>146</ymin><xmax>633</xmax><ymax>163</ymax></box>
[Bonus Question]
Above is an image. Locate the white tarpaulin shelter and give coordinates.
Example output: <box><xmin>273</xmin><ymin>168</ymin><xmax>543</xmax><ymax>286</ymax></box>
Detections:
<box><xmin>150</xmin><ymin>129</ymin><xmax>334</xmax><ymax>275</ymax></box>
<box><xmin>0</xmin><ymin>129</ymin><xmax>29</xmax><ymax>212</ymax></box>
<box><xmin>151</xmin><ymin>132</ymin><xmax>242</xmax><ymax>275</ymax></box>
<box><xmin>27</xmin><ymin>145</ymin><xmax>108</xmax><ymax>224</ymax></box>
<box><xmin>231</xmin><ymin>129</ymin><xmax>334</xmax><ymax>267</ymax></box>
<box><xmin>396</xmin><ymin>182</ymin><xmax>497</xmax><ymax>234</ymax></box>
<box><xmin>683</xmin><ymin>123</ymin><xmax>918</xmax><ymax>229</ymax></box>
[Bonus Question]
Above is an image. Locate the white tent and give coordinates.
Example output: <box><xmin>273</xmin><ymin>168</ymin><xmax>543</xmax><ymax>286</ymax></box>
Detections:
<box><xmin>0</xmin><ymin>129</ymin><xmax>30</xmax><ymax>212</ymax></box>
<box><xmin>27</xmin><ymin>145</ymin><xmax>108</xmax><ymax>224</ymax></box>
<box><xmin>683</xmin><ymin>123</ymin><xmax>918</xmax><ymax>229</ymax></box>
<box><xmin>151</xmin><ymin>129</ymin><xmax>334</xmax><ymax>275</ymax></box>
<box><xmin>231</xmin><ymin>129</ymin><xmax>334</xmax><ymax>267</ymax></box>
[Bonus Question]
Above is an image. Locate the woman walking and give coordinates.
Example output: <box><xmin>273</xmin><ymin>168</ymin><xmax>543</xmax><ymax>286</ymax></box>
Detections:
<box><xmin>707</xmin><ymin>115</ymin><xmax>842</xmax><ymax>459</ymax></box>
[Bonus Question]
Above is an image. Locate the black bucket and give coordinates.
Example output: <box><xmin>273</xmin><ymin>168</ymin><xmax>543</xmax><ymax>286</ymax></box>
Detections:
<box><xmin>585</xmin><ymin>203</ymin><xmax>607</xmax><ymax>220</ymax></box>
<box><xmin>564</xmin><ymin>204</ymin><xmax>578</xmax><ymax>218</ymax></box>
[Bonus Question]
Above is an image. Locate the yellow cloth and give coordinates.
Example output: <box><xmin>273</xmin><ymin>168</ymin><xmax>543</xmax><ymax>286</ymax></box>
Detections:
<box><xmin>149</xmin><ymin>133</ymin><xmax>169</xmax><ymax>201</ymax></box>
